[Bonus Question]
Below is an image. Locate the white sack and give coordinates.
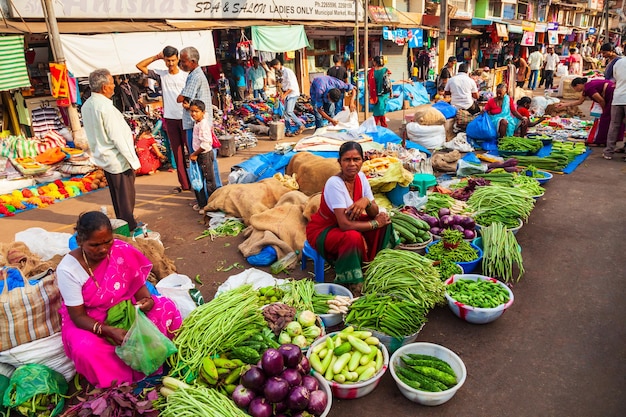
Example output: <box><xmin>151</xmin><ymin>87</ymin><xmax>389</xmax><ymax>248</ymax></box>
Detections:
<box><xmin>406</xmin><ymin>122</ymin><xmax>446</xmax><ymax>149</ymax></box>
<box><xmin>326</xmin><ymin>110</ymin><xmax>359</xmax><ymax>131</ymax></box>
<box><xmin>14</xmin><ymin>227</ymin><xmax>72</xmax><ymax>261</ymax></box>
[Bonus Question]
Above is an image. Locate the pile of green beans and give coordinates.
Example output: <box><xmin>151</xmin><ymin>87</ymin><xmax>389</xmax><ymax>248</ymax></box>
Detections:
<box><xmin>364</xmin><ymin>249</ymin><xmax>445</xmax><ymax>310</ymax></box>
<box><xmin>424</xmin><ymin>193</ymin><xmax>454</xmax><ymax>216</ymax></box>
<box><xmin>468</xmin><ymin>185</ymin><xmax>535</xmax><ymax>228</ymax></box>
<box><xmin>169</xmin><ymin>285</ymin><xmax>266</xmax><ymax>382</ymax></box>
<box><xmin>498</xmin><ymin>136</ymin><xmax>543</xmax><ymax>153</ymax></box>
<box><xmin>345</xmin><ymin>293</ymin><xmax>427</xmax><ymax>338</ymax></box>
<box><xmin>481</xmin><ymin>222</ymin><xmax>524</xmax><ymax>283</ymax></box>
<box><xmin>282</xmin><ymin>278</ymin><xmax>315</xmax><ymax>312</ymax></box>
<box><xmin>446</xmin><ymin>279</ymin><xmax>510</xmax><ymax>309</ymax></box>
<box><xmin>513</xmin><ymin>174</ymin><xmax>545</xmax><ymax>196</ymax></box>
<box><xmin>435</xmin><ymin>259</ymin><xmax>463</xmax><ymax>281</ymax></box>
<box><xmin>159</xmin><ymin>385</ymin><xmax>248</xmax><ymax>417</ymax></box>
<box><xmin>426</xmin><ymin>240</ymin><xmax>478</xmax><ymax>263</ymax></box>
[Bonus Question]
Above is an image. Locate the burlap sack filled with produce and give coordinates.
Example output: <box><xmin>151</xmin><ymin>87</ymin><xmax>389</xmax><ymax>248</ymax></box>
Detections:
<box><xmin>285</xmin><ymin>152</ymin><xmax>340</xmax><ymax>196</ymax></box>
<box><xmin>239</xmin><ymin>191</ymin><xmax>309</xmax><ymax>258</ymax></box>
<box><xmin>0</xmin><ymin>241</ymin><xmax>60</xmax><ymax>278</ymax></box>
<box><xmin>205</xmin><ymin>178</ymin><xmax>292</xmax><ymax>223</ymax></box>
<box><xmin>412</xmin><ymin>104</ymin><xmax>446</xmax><ymax>125</ymax></box>
<box><xmin>431</xmin><ymin>150</ymin><xmax>462</xmax><ymax>172</ymax></box>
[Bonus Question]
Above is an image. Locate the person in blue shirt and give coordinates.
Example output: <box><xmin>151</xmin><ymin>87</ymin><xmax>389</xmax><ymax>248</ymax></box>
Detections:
<box><xmin>231</xmin><ymin>59</ymin><xmax>247</xmax><ymax>101</ymax></box>
<box><xmin>310</xmin><ymin>75</ymin><xmax>356</xmax><ymax>129</ymax></box>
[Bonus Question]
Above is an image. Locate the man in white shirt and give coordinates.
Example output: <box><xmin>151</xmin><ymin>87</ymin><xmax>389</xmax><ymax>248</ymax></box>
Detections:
<box><xmin>270</xmin><ymin>58</ymin><xmax>305</xmax><ymax>134</ymax></box>
<box><xmin>82</xmin><ymin>68</ymin><xmax>141</xmax><ymax>230</ymax></box>
<box><xmin>541</xmin><ymin>47</ymin><xmax>561</xmax><ymax>90</ymax></box>
<box><xmin>604</xmin><ymin>57</ymin><xmax>626</xmax><ymax>160</ymax></box>
<box><xmin>136</xmin><ymin>46</ymin><xmax>190</xmax><ymax>193</ymax></box>
<box><xmin>527</xmin><ymin>47</ymin><xmax>544</xmax><ymax>90</ymax></box>
<box><xmin>444</xmin><ymin>63</ymin><xmax>479</xmax><ymax>114</ymax></box>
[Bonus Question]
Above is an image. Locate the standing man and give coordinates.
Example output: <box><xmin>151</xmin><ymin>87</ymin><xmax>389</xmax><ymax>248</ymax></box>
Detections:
<box><xmin>177</xmin><ymin>46</ymin><xmax>222</xmax><ymax>191</ymax></box>
<box><xmin>527</xmin><ymin>47</ymin><xmax>544</xmax><ymax>90</ymax></box>
<box><xmin>327</xmin><ymin>54</ymin><xmax>348</xmax><ymax>83</ymax></box>
<box><xmin>438</xmin><ymin>57</ymin><xmax>457</xmax><ymax>87</ymax></box>
<box><xmin>581</xmin><ymin>43</ymin><xmax>599</xmax><ymax>70</ymax></box>
<box><xmin>604</xmin><ymin>57</ymin><xmax>626</xmax><ymax>160</ymax></box>
<box><xmin>542</xmin><ymin>47</ymin><xmax>560</xmax><ymax>90</ymax></box>
<box><xmin>82</xmin><ymin>69</ymin><xmax>140</xmax><ymax>231</ymax></box>
<box><xmin>231</xmin><ymin>59</ymin><xmax>247</xmax><ymax>101</ymax></box>
<box><xmin>247</xmin><ymin>57</ymin><xmax>267</xmax><ymax>100</ymax></box>
<box><xmin>269</xmin><ymin>59</ymin><xmax>306</xmax><ymax>135</ymax></box>
<box><xmin>309</xmin><ymin>75</ymin><xmax>356</xmax><ymax>128</ymax></box>
<box><xmin>444</xmin><ymin>63</ymin><xmax>479</xmax><ymax>114</ymax></box>
<box><xmin>136</xmin><ymin>46</ymin><xmax>190</xmax><ymax>193</ymax></box>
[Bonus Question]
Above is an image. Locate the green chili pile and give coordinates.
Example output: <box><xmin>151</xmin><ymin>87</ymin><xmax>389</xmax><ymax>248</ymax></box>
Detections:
<box><xmin>446</xmin><ymin>278</ymin><xmax>510</xmax><ymax>309</ymax></box>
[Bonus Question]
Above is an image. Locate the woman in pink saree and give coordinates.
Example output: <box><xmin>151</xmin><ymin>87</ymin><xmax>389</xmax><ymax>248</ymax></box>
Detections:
<box><xmin>56</xmin><ymin>211</ymin><xmax>182</xmax><ymax>387</ymax></box>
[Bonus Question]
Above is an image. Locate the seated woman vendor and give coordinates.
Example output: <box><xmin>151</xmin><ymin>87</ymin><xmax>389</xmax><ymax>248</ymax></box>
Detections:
<box><xmin>305</xmin><ymin>141</ymin><xmax>396</xmax><ymax>294</ymax></box>
<box><xmin>484</xmin><ymin>83</ymin><xmax>529</xmax><ymax>138</ymax></box>
<box><xmin>56</xmin><ymin>211</ymin><xmax>182</xmax><ymax>388</ymax></box>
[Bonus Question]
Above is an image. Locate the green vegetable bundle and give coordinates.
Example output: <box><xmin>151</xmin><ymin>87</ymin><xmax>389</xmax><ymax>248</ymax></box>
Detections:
<box><xmin>159</xmin><ymin>377</ymin><xmax>248</xmax><ymax>417</ymax></box>
<box><xmin>468</xmin><ymin>185</ymin><xmax>535</xmax><ymax>228</ymax></box>
<box><xmin>363</xmin><ymin>249</ymin><xmax>445</xmax><ymax>310</ymax></box>
<box><xmin>391</xmin><ymin>211</ymin><xmax>432</xmax><ymax>244</ymax></box>
<box><xmin>498</xmin><ymin>136</ymin><xmax>543</xmax><ymax>153</ymax></box>
<box><xmin>168</xmin><ymin>285</ymin><xmax>266</xmax><ymax>382</ymax></box>
<box><xmin>434</xmin><ymin>258</ymin><xmax>463</xmax><ymax>281</ymax></box>
<box><xmin>424</xmin><ymin>193</ymin><xmax>454</xmax><ymax>216</ymax></box>
<box><xmin>447</xmin><ymin>278</ymin><xmax>510</xmax><ymax>308</ymax></box>
<box><xmin>480</xmin><ymin>222</ymin><xmax>524</xmax><ymax>283</ymax></box>
<box><xmin>195</xmin><ymin>219</ymin><xmax>245</xmax><ymax>240</ymax></box>
<box><xmin>345</xmin><ymin>293</ymin><xmax>427</xmax><ymax>338</ymax></box>
<box><xmin>281</xmin><ymin>278</ymin><xmax>315</xmax><ymax>312</ymax></box>
<box><xmin>425</xmin><ymin>240</ymin><xmax>478</xmax><ymax>263</ymax></box>
<box><xmin>512</xmin><ymin>174</ymin><xmax>545</xmax><ymax>197</ymax></box>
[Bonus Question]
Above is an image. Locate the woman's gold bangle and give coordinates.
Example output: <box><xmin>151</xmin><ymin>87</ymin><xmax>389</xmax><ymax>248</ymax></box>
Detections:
<box><xmin>371</xmin><ymin>220</ymin><xmax>379</xmax><ymax>230</ymax></box>
<box><xmin>92</xmin><ymin>321</ymin><xmax>100</xmax><ymax>334</ymax></box>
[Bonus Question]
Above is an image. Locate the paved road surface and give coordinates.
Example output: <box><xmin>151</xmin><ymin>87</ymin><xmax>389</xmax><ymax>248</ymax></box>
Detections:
<box><xmin>1</xmin><ymin>101</ymin><xmax>625</xmax><ymax>416</ymax></box>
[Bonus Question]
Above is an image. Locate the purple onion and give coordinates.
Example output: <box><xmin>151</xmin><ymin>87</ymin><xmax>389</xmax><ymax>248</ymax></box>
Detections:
<box><xmin>307</xmin><ymin>390</ymin><xmax>328</xmax><ymax>416</ymax></box>
<box><xmin>286</xmin><ymin>385</ymin><xmax>310</xmax><ymax>411</ymax></box>
<box><xmin>261</xmin><ymin>348</ymin><xmax>284</xmax><ymax>377</ymax></box>
<box><xmin>263</xmin><ymin>376</ymin><xmax>290</xmax><ymax>403</ymax></box>
<box><xmin>278</xmin><ymin>344</ymin><xmax>303</xmax><ymax>369</ymax></box>
<box><xmin>301</xmin><ymin>375</ymin><xmax>319</xmax><ymax>392</ymax></box>
<box><xmin>281</xmin><ymin>368</ymin><xmax>303</xmax><ymax>387</ymax></box>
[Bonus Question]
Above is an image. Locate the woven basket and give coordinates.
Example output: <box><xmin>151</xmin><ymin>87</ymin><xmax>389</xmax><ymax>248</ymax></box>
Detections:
<box><xmin>397</xmin><ymin>233</ymin><xmax>433</xmax><ymax>254</ymax></box>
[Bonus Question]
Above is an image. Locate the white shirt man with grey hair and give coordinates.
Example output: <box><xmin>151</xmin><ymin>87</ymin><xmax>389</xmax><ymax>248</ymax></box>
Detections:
<box><xmin>81</xmin><ymin>68</ymin><xmax>141</xmax><ymax>230</ymax></box>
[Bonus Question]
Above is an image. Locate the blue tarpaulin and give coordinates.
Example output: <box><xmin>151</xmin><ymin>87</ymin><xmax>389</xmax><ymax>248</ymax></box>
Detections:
<box><xmin>358</xmin><ymin>80</ymin><xmax>430</xmax><ymax>113</ymax></box>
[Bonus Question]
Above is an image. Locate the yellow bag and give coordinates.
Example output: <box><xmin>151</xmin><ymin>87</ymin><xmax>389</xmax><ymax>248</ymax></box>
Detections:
<box><xmin>367</xmin><ymin>161</ymin><xmax>413</xmax><ymax>193</ymax></box>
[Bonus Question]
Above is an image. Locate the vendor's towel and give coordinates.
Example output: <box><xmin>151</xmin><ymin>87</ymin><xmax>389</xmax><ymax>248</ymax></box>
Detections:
<box><xmin>205</xmin><ymin>178</ymin><xmax>292</xmax><ymax>223</ymax></box>
<box><xmin>0</xmin><ymin>269</ymin><xmax>60</xmax><ymax>351</ymax></box>
<box><xmin>286</xmin><ymin>152</ymin><xmax>340</xmax><ymax>196</ymax></box>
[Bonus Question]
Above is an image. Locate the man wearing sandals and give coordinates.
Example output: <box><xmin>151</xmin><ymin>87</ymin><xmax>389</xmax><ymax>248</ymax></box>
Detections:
<box><xmin>604</xmin><ymin>57</ymin><xmax>626</xmax><ymax>160</ymax></box>
<box><xmin>136</xmin><ymin>46</ymin><xmax>190</xmax><ymax>193</ymax></box>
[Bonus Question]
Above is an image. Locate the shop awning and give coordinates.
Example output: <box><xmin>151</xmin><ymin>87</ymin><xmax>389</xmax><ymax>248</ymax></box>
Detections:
<box><xmin>449</xmin><ymin>28</ymin><xmax>483</xmax><ymax>37</ymax></box>
<box><xmin>251</xmin><ymin>25</ymin><xmax>310</xmax><ymax>53</ymax></box>
<box><xmin>59</xmin><ymin>30</ymin><xmax>216</xmax><ymax>78</ymax></box>
<box><xmin>0</xmin><ymin>20</ymin><xmax>176</xmax><ymax>34</ymax></box>
<box><xmin>472</xmin><ymin>18</ymin><xmax>495</xmax><ymax>26</ymax></box>
<box><xmin>0</xmin><ymin>35</ymin><xmax>31</xmax><ymax>91</ymax></box>
<box><xmin>508</xmin><ymin>25</ymin><xmax>523</xmax><ymax>34</ymax></box>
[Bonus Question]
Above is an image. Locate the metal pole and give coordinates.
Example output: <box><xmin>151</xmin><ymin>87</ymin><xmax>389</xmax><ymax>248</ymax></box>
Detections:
<box><xmin>605</xmin><ymin>0</ymin><xmax>610</xmax><ymax>44</ymax></box>
<box><xmin>41</xmin><ymin>0</ymin><xmax>83</xmax><ymax>143</ymax></box>
<box><xmin>355</xmin><ymin>0</ymin><xmax>360</xmax><ymax>113</ymax></box>
<box><xmin>439</xmin><ymin>0</ymin><xmax>449</xmax><ymax>71</ymax></box>
<box><xmin>364</xmin><ymin>0</ymin><xmax>369</xmax><ymax>120</ymax></box>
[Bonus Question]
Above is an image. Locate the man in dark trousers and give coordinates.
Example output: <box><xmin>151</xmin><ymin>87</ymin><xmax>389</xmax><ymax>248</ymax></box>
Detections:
<box><xmin>81</xmin><ymin>68</ymin><xmax>141</xmax><ymax>231</ymax></box>
<box><xmin>310</xmin><ymin>75</ymin><xmax>356</xmax><ymax>128</ymax></box>
<box><xmin>327</xmin><ymin>54</ymin><xmax>348</xmax><ymax>83</ymax></box>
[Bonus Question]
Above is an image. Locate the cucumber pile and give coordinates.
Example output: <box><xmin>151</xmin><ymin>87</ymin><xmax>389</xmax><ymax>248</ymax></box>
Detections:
<box><xmin>391</xmin><ymin>212</ymin><xmax>432</xmax><ymax>245</ymax></box>
<box><xmin>395</xmin><ymin>354</ymin><xmax>458</xmax><ymax>392</ymax></box>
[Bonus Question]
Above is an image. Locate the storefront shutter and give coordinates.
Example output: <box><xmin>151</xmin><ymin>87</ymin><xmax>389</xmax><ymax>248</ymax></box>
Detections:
<box><xmin>0</xmin><ymin>35</ymin><xmax>31</xmax><ymax>92</ymax></box>
<box><xmin>381</xmin><ymin>43</ymin><xmax>409</xmax><ymax>83</ymax></box>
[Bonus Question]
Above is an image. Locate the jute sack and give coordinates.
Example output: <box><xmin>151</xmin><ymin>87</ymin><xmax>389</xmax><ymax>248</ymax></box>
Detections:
<box><xmin>413</xmin><ymin>104</ymin><xmax>446</xmax><ymax>125</ymax></box>
<box><xmin>205</xmin><ymin>178</ymin><xmax>292</xmax><ymax>224</ymax></box>
<box><xmin>0</xmin><ymin>269</ymin><xmax>61</xmax><ymax>351</ymax></box>
<box><xmin>286</xmin><ymin>152</ymin><xmax>340</xmax><ymax>196</ymax></box>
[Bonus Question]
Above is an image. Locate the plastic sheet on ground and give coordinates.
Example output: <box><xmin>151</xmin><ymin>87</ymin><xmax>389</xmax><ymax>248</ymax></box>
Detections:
<box><xmin>358</xmin><ymin>81</ymin><xmax>431</xmax><ymax>112</ymax></box>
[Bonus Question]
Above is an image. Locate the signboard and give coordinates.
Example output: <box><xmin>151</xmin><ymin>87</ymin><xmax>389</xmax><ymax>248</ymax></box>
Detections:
<box><xmin>548</xmin><ymin>30</ymin><xmax>559</xmax><ymax>45</ymax></box>
<box><xmin>496</xmin><ymin>23</ymin><xmax>508</xmax><ymax>38</ymax></box>
<box><xmin>383</xmin><ymin>27</ymin><xmax>407</xmax><ymax>44</ymax></box>
<box><xmin>369</xmin><ymin>6</ymin><xmax>399</xmax><ymax>23</ymax></box>
<box><xmin>547</xmin><ymin>22</ymin><xmax>559</xmax><ymax>31</ymax></box>
<box><xmin>521</xmin><ymin>31</ymin><xmax>536</xmax><ymax>46</ymax></box>
<box><xmin>522</xmin><ymin>20</ymin><xmax>536</xmax><ymax>32</ymax></box>
<box><xmin>9</xmin><ymin>0</ymin><xmax>363</xmax><ymax>21</ymax></box>
<box><xmin>407</xmin><ymin>28</ymin><xmax>423</xmax><ymax>48</ymax></box>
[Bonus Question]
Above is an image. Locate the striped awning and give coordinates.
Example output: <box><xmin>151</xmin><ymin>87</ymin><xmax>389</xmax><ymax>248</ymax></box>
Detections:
<box><xmin>0</xmin><ymin>35</ymin><xmax>31</xmax><ymax>92</ymax></box>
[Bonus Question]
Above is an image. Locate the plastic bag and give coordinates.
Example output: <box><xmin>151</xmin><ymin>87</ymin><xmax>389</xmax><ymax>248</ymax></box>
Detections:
<box><xmin>2</xmin><ymin>363</ymin><xmax>68</xmax><ymax>417</ymax></box>
<box><xmin>187</xmin><ymin>160</ymin><xmax>204</xmax><ymax>192</ymax></box>
<box><xmin>247</xmin><ymin>246</ymin><xmax>278</xmax><ymax>266</ymax></box>
<box><xmin>456</xmin><ymin>159</ymin><xmax>487</xmax><ymax>177</ymax></box>
<box><xmin>156</xmin><ymin>274</ymin><xmax>198</xmax><ymax>319</ymax></box>
<box><xmin>466</xmin><ymin>112</ymin><xmax>497</xmax><ymax>142</ymax></box>
<box><xmin>115</xmin><ymin>307</ymin><xmax>177</xmax><ymax>376</ymax></box>
<box><xmin>443</xmin><ymin>132</ymin><xmax>474</xmax><ymax>153</ymax></box>
<box><xmin>326</xmin><ymin>110</ymin><xmax>359</xmax><ymax>131</ymax></box>
<box><xmin>403</xmin><ymin>191</ymin><xmax>428</xmax><ymax>209</ymax></box>
<box><xmin>14</xmin><ymin>228</ymin><xmax>72</xmax><ymax>261</ymax></box>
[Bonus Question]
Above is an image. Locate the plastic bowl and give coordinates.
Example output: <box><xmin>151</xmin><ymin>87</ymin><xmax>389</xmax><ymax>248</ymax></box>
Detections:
<box><xmin>389</xmin><ymin>342</ymin><xmax>467</xmax><ymax>406</ymax></box>
<box><xmin>525</xmin><ymin>169</ymin><xmax>553</xmax><ymax>184</ymax></box>
<box><xmin>314</xmin><ymin>283</ymin><xmax>353</xmax><ymax>328</ymax></box>
<box><xmin>475</xmin><ymin>218</ymin><xmax>524</xmax><ymax>235</ymax></box>
<box><xmin>368</xmin><ymin>325</ymin><xmax>424</xmax><ymax>354</ymax></box>
<box><xmin>532</xmin><ymin>191</ymin><xmax>545</xmax><ymax>200</ymax></box>
<box><xmin>425</xmin><ymin>241</ymin><xmax>483</xmax><ymax>274</ymax></box>
<box><xmin>306</xmin><ymin>332</ymin><xmax>389</xmax><ymax>399</ymax></box>
<box><xmin>312</xmin><ymin>372</ymin><xmax>333</xmax><ymax>417</ymax></box>
<box><xmin>444</xmin><ymin>274</ymin><xmax>514</xmax><ymax>324</ymax></box>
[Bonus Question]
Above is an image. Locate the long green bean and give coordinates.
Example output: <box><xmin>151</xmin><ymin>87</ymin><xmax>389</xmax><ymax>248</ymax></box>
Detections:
<box><xmin>468</xmin><ymin>185</ymin><xmax>535</xmax><ymax>227</ymax></box>
<box><xmin>281</xmin><ymin>278</ymin><xmax>315</xmax><ymax>311</ymax></box>
<box><xmin>363</xmin><ymin>249</ymin><xmax>445</xmax><ymax>310</ymax></box>
<box><xmin>159</xmin><ymin>385</ymin><xmax>248</xmax><ymax>417</ymax></box>
<box><xmin>481</xmin><ymin>222</ymin><xmax>524</xmax><ymax>283</ymax></box>
<box><xmin>168</xmin><ymin>285</ymin><xmax>266</xmax><ymax>381</ymax></box>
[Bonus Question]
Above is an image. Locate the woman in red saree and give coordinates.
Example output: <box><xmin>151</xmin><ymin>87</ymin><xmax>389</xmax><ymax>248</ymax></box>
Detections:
<box><xmin>56</xmin><ymin>211</ymin><xmax>182</xmax><ymax>387</ymax></box>
<box><xmin>306</xmin><ymin>142</ymin><xmax>397</xmax><ymax>292</ymax></box>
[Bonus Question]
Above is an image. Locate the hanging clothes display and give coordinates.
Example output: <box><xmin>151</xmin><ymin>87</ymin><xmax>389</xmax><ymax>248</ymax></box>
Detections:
<box><xmin>30</xmin><ymin>104</ymin><xmax>66</xmax><ymax>138</ymax></box>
